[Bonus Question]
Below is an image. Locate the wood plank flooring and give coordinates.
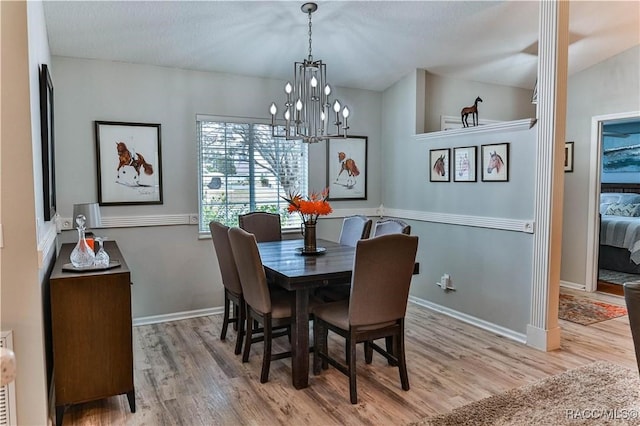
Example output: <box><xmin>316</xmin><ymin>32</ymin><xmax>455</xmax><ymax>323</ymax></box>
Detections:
<box><xmin>61</xmin><ymin>292</ymin><xmax>636</xmax><ymax>425</ymax></box>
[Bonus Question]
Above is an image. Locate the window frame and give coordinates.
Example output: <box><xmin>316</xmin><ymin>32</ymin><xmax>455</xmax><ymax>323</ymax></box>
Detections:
<box><xmin>196</xmin><ymin>114</ymin><xmax>309</xmax><ymax>235</ymax></box>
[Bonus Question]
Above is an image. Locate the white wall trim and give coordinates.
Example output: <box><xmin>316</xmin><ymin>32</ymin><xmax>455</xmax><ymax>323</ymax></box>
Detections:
<box><xmin>133</xmin><ymin>306</ymin><xmax>223</xmax><ymax>327</ymax></box>
<box><xmin>37</xmin><ymin>223</ymin><xmax>57</xmax><ymax>269</ymax></box>
<box><xmin>409</xmin><ymin>295</ymin><xmax>527</xmax><ymax>344</ymax></box>
<box><xmin>526</xmin><ymin>323</ymin><xmax>561</xmax><ymax>351</ymax></box>
<box><xmin>413</xmin><ymin>118</ymin><xmax>537</xmax><ymax>142</ymax></box>
<box><xmin>327</xmin><ymin>208</ymin><xmax>381</xmax><ymax>219</ymax></box>
<box><xmin>59</xmin><ymin>213</ymin><xmax>198</xmax><ymax>230</ymax></box>
<box><xmin>60</xmin><ymin>208</ymin><xmax>534</xmax><ymax>235</ymax></box>
<box><xmin>384</xmin><ymin>208</ymin><xmax>534</xmax><ymax>234</ymax></box>
<box><xmin>560</xmin><ymin>280</ymin><xmax>586</xmax><ymax>291</ymax></box>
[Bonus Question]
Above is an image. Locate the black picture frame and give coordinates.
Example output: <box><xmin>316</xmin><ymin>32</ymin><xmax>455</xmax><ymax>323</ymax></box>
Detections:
<box><xmin>429</xmin><ymin>148</ymin><xmax>450</xmax><ymax>182</ymax></box>
<box><xmin>326</xmin><ymin>136</ymin><xmax>368</xmax><ymax>200</ymax></box>
<box><xmin>40</xmin><ymin>64</ymin><xmax>56</xmax><ymax>221</ymax></box>
<box><xmin>481</xmin><ymin>142</ymin><xmax>510</xmax><ymax>182</ymax></box>
<box><xmin>453</xmin><ymin>146</ymin><xmax>477</xmax><ymax>182</ymax></box>
<box><xmin>95</xmin><ymin>121</ymin><xmax>163</xmax><ymax>205</ymax></box>
<box><xmin>564</xmin><ymin>141</ymin><xmax>574</xmax><ymax>173</ymax></box>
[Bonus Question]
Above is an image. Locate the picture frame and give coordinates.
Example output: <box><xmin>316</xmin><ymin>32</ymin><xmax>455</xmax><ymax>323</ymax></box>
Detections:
<box><xmin>564</xmin><ymin>141</ymin><xmax>574</xmax><ymax>173</ymax></box>
<box><xmin>40</xmin><ymin>64</ymin><xmax>56</xmax><ymax>221</ymax></box>
<box><xmin>326</xmin><ymin>135</ymin><xmax>367</xmax><ymax>200</ymax></box>
<box><xmin>95</xmin><ymin>121</ymin><xmax>163</xmax><ymax>205</ymax></box>
<box><xmin>429</xmin><ymin>148</ymin><xmax>450</xmax><ymax>182</ymax></box>
<box><xmin>481</xmin><ymin>142</ymin><xmax>509</xmax><ymax>182</ymax></box>
<box><xmin>453</xmin><ymin>146</ymin><xmax>477</xmax><ymax>182</ymax></box>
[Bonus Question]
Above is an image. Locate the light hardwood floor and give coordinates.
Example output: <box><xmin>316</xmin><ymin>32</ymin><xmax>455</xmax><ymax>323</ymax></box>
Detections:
<box><xmin>62</xmin><ymin>292</ymin><xmax>635</xmax><ymax>425</ymax></box>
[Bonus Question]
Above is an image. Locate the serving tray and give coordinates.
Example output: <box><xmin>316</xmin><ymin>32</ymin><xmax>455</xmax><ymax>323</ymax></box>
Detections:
<box><xmin>62</xmin><ymin>260</ymin><xmax>121</xmax><ymax>272</ymax></box>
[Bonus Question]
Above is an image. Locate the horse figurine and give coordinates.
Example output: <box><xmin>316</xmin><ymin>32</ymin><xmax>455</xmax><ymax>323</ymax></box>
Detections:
<box><xmin>486</xmin><ymin>151</ymin><xmax>504</xmax><ymax>175</ymax></box>
<box><xmin>461</xmin><ymin>96</ymin><xmax>483</xmax><ymax>127</ymax></box>
<box><xmin>335</xmin><ymin>152</ymin><xmax>360</xmax><ymax>188</ymax></box>
<box><xmin>433</xmin><ymin>154</ymin><xmax>446</xmax><ymax>176</ymax></box>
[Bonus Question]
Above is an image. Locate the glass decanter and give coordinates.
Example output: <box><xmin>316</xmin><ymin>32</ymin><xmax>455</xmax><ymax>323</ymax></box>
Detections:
<box><xmin>70</xmin><ymin>214</ymin><xmax>96</xmax><ymax>268</ymax></box>
<box><xmin>93</xmin><ymin>237</ymin><xmax>110</xmax><ymax>268</ymax></box>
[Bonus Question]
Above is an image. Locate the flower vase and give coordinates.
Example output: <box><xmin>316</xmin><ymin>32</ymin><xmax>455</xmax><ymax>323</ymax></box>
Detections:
<box><xmin>303</xmin><ymin>222</ymin><xmax>317</xmax><ymax>253</ymax></box>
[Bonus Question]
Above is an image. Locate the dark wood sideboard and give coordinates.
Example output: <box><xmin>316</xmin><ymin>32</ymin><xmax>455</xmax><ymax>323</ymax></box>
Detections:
<box><xmin>50</xmin><ymin>241</ymin><xmax>135</xmax><ymax>425</ymax></box>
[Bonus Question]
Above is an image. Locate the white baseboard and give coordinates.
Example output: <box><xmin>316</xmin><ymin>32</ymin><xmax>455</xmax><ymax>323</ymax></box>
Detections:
<box><xmin>133</xmin><ymin>306</ymin><xmax>223</xmax><ymax>326</ymax></box>
<box><xmin>560</xmin><ymin>280</ymin><xmax>586</xmax><ymax>291</ymax></box>
<box><xmin>409</xmin><ymin>295</ymin><xmax>527</xmax><ymax>344</ymax></box>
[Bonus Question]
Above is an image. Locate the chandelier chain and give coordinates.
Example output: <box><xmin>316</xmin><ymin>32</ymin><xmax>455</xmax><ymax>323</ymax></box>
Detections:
<box><xmin>308</xmin><ymin>9</ymin><xmax>313</xmax><ymax>61</ymax></box>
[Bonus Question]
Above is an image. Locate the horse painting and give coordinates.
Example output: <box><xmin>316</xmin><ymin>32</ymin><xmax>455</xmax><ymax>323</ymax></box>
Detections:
<box><xmin>116</xmin><ymin>142</ymin><xmax>154</xmax><ymax>176</ymax></box>
<box><xmin>461</xmin><ymin>96</ymin><xmax>483</xmax><ymax>127</ymax></box>
<box><xmin>335</xmin><ymin>152</ymin><xmax>360</xmax><ymax>188</ymax></box>
<box><xmin>115</xmin><ymin>141</ymin><xmax>154</xmax><ymax>187</ymax></box>
<box><xmin>432</xmin><ymin>154</ymin><xmax>447</xmax><ymax>179</ymax></box>
<box><xmin>486</xmin><ymin>151</ymin><xmax>505</xmax><ymax>175</ymax></box>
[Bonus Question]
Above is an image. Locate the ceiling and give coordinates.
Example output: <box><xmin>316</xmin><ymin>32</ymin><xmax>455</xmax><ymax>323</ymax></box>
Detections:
<box><xmin>42</xmin><ymin>1</ymin><xmax>640</xmax><ymax>92</ymax></box>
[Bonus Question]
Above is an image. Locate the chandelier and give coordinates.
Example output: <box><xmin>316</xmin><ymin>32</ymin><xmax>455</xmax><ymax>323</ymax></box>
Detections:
<box><xmin>269</xmin><ymin>2</ymin><xmax>350</xmax><ymax>144</ymax></box>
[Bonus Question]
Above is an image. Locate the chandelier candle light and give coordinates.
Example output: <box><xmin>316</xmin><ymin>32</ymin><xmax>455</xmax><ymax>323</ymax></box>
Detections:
<box><xmin>269</xmin><ymin>2</ymin><xmax>350</xmax><ymax>144</ymax></box>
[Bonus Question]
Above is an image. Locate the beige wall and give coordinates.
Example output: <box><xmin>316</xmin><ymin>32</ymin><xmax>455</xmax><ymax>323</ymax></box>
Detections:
<box><xmin>0</xmin><ymin>1</ymin><xmax>50</xmax><ymax>425</ymax></box>
<box><xmin>562</xmin><ymin>45</ymin><xmax>640</xmax><ymax>287</ymax></box>
<box><xmin>424</xmin><ymin>72</ymin><xmax>536</xmax><ymax>132</ymax></box>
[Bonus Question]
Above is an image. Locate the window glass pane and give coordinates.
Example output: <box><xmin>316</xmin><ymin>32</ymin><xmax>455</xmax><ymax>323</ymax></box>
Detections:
<box><xmin>197</xmin><ymin>117</ymin><xmax>308</xmax><ymax>233</ymax></box>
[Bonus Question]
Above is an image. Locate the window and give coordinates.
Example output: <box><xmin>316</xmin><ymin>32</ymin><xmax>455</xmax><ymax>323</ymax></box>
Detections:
<box><xmin>197</xmin><ymin>115</ymin><xmax>308</xmax><ymax>233</ymax></box>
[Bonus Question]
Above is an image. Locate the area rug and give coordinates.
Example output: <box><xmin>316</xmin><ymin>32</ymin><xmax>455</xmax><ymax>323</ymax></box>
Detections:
<box><xmin>410</xmin><ymin>361</ymin><xmax>640</xmax><ymax>426</ymax></box>
<box><xmin>558</xmin><ymin>293</ymin><xmax>627</xmax><ymax>325</ymax></box>
<box><xmin>600</xmin><ymin>268</ymin><xmax>640</xmax><ymax>286</ymax></box>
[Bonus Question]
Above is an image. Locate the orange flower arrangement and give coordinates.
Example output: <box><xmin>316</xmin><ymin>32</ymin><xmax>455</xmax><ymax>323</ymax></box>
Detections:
<box><xmin>282</xmin><ymin>187</ymin><xmax>332</xmax><ymax>225</ymax></box>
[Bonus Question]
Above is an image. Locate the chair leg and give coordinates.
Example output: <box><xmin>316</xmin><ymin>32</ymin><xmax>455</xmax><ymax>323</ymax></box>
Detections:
<box><xmin>313</xmin><ymin>318</ymin><xmax>322</xmax><ymax>375</ymax></box>
<box><xmin>322</xmin><ymin>323</ymin><xmax>329</xmax><ymax>370</ymax></box>
<box><xmin>232</xmin><ymin>302</ymin><xmax>239</xmax><ymax>331</ymax></box>
<box><xmin>386</xmin><ymin>336</ymin><xmax>397</xmax><ymax>366</ymax></box>
<box><xmin>364</xmin><ymin>340</ymin><xmax>373</xmax><ymax>364</ymax></box>
<box><xmin>234</xmin><ymin>301</ymin><xmax>245</xmax><ymax>355</ymax></box>
<box><xmin>397</xmin><ymin>330</ymin><xmax>409</xmax><ymax>391</ymax></box>
<box><xmin>220</xmin><ymin>293</ymin><xmax>230</xmax><ymax>341</ymax></box>
<box><xmin>242</xmin><ymin>307</ymin><xmax>253</xmax><ymax>363</ymax></box>
<box><xmin>260</xmin><ymin>314</ymin><xmax>272</xmax><ymax>383</ymax></box>
<box><xmin>348</xmin><ymin>332</ymin><xmax>358</xmax><ymax>404</ymax></box>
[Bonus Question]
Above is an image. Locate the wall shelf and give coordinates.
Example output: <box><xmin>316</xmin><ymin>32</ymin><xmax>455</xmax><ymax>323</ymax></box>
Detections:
<box><xmin>413</xmin><ymin>118</ymin><xmax>537</xmax><ymax>142</ymax></box>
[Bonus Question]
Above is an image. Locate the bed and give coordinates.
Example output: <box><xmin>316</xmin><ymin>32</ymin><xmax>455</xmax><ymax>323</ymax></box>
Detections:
<box><xmin>599</xmin><ymin>192</ymin><xmax>640</xmax><ymax>274</ymax></box>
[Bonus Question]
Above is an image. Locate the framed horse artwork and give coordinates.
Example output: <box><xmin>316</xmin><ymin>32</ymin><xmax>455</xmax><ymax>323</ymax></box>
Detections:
<box><xmin>453</xmin><ymin>146</ymin><xmax>477</xmax><ymax>182</ymax></box>
<box><xmin>429</xmin><ymin>148</ymin><xmax>450</xmax><ymax>182</ymax></box>
<box><xmin>327</xmin><ymin>136</ymin><xmax>368</xmax><ymax>200</ymax></box>
<box><xmin>481</xmin><ymin>142</ymin><xmax>509</xmax><ymax>182</ymax></box>
<box><xmin>95</xmin><ymin>121</ymin><xmax>163</xmax><ymax>205</ymax></box>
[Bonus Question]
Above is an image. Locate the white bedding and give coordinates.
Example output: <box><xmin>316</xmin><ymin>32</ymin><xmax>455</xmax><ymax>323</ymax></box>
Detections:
<box><xmin>600</xmin><ymin>215</ymin><xmax>640</xmax><ymax>264</ymax></box>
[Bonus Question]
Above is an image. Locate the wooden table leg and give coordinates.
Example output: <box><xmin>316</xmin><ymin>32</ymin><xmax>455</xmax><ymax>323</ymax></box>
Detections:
<box><xmin>291</xmin><ymin>288</ymin><xmax>309</xmax><ymax>389</ymax></box>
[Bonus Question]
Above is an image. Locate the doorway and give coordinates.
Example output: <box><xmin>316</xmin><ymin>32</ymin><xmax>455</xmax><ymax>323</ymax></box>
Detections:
<box><xmin>586</xmin><ymin>112</ymin><xmax>640</xmax><ymax>294</ymax></box>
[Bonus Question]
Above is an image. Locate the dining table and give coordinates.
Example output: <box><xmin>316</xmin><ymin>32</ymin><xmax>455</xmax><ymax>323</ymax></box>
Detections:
<box><xmin>257</xmin><ymin>238</ymin><xmax>356</xmax><ymax>389</ymax></box>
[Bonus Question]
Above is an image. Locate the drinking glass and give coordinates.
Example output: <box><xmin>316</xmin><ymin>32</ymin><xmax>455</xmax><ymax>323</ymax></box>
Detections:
<box><xmin>94</xmin><ymin>237</ymin><xmax>110</xmax><ymax>268</ymax></box>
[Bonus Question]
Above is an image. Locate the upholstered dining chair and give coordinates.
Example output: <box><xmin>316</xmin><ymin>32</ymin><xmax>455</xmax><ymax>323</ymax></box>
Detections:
<box><xmin>313</xmin><ymin>234</ymin><xmax>419</xmax><ymax>404</ymax></box>
<box><xmin>315</xmin><ymin>215</ymin><xmax>373</xmax><ymax>303</ymax></box>
<box><xmin>209</xmin><ymin>221</ymin><xmax>245</xmax><ymax>355</ymax></box>
<box><xmin>624</xmin><ymin>282</ymin><xmax>640</xmax><ymax>375</ymax></box>
<box><xmin>228</xmin><ymin>226</ymin><xmax>293</xmax><ymax>383</ymax></box>
<box><xmin>339</xmin><ymin>215</ymin><xmax>373</xmax><ymax>247</ymax></box>
<box><xmin>371</xmin><ymin>218</ymin><xmax>411</xmax><ymax>237</ymax></box>
<box><xmin>238</xmin><ymin>212</ymin><xmax>282</xmax><ymax>242</ymax></box>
